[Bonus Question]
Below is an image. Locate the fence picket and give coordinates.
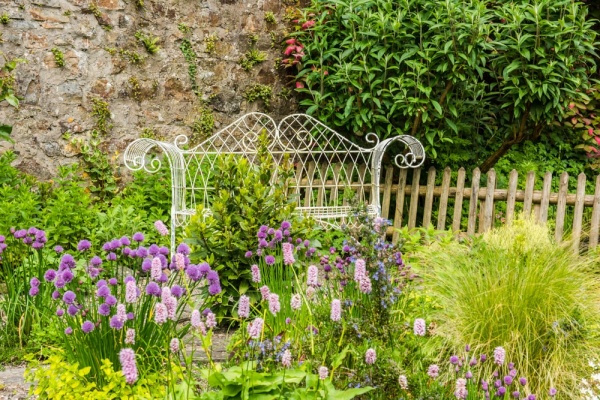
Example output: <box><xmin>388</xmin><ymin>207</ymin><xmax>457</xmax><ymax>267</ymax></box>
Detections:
<box><xmin>482</xmin><ymin>169</ymin><xmax>496</xmax><ymax>232</ymax></box>
<box><xmin>523</xmin><ymin>171</ymin><xmax>535</xmax><ymax>216</ymax></box>
<box><xmin>539</xmin><ymin>172</ymin><xmax>552</xmax><ymax>223</ymax></box>
<box><xmin>555</xmin><ymin>172</ymin><xmax>569</xmax><ymax>243</ymax></box>
<box><xmin>572</xmin><ymin>173</ymin><xmax>586</xmax><ymax>252</ymax></box>
<box><xmin>408</xmin><ymin>168</ymin><xmax>421</xmax><ymax>229</ymax></box>
<box><xmin>423</xmin><ymin>167</ymin><xmax>436</xmax><ymax>227</ymax></box>
<box><xmin>505</xmin><ymin>170</ymin><xmax>518</xmax><ymax>225</ymax></box>
<box><xmin>452</xmin><ymin>168</ymin><xmax>466</xmax><ymax>232</ymax></box>
<box><xmin>381</xmin><ymin>166</ymin><xmax>394</xmax><ymax>219</ymax></box>
<box><xmin>437</xmin><ymin>167</ymin><xmax>452</xmax><ymax>231</ymax></box>
<box><xmin>590</xmin><ymin>175</ymin><xmax>600</xmax><ymax>249</ymax></box>
<box><xmin>467</xmin><ymin>168</ymin><xmax>481</xmax><ymax>235</ymax></box>
<box><xmin>392</xmin><ymin>169</ymin><xmax>408</xmax><ymax>243</ymax></box>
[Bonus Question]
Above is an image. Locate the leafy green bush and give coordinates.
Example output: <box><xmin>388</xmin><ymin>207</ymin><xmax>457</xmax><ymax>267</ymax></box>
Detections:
<box><xmin>288</xmin><ymin>0</ymin><xmax>597</xmax><ymax>170</ymax></box>
<box><xmin>420</xmin><ymin>218</ymin><xmax>600</xmax><ymax>397</ymax></box>
<box><xmin>185</xmin><ymin>134</ymin><xmax>313</xmax><ymax>319</ymax></box>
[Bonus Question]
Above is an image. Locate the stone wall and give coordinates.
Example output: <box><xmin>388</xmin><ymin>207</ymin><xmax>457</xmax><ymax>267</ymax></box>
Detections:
<box><xmin>0</xmin><ymin>0</ymin><xmax>300</xmax><ymax>178</ymax></box>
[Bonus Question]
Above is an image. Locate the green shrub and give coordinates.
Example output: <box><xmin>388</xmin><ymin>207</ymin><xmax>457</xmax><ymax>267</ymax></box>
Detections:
<box><xmin>421</xmin><ymin>218</ymin><xmax>600</xmax><ymax>397</ymax></box>
<box><xmin>185</xmin><ymin>134</ymin><xmax>313</xmax><ymax>320</ymax></box>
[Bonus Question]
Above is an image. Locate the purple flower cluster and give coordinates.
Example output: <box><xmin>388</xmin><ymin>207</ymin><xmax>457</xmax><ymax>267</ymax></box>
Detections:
<box><xmin>13</xmin><ymin>227</ymin><xmax>47</xmax><ymax>250</ymax></box>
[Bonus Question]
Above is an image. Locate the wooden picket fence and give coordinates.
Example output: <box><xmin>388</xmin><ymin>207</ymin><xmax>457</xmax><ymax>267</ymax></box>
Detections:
<box><xmin>368</xmin><ymin>166</ymin><xmax>600</xmax><ymax>251</ymax></box>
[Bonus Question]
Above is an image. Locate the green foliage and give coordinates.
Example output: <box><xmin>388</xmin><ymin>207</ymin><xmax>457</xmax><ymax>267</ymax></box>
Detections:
<box><xmin>289</xmin><ymin>0</ymin><xmax>598</xmax><ymax>169</ymax></box>
<box><xmin>0</xmin><ymin>13</ymin><xmax>9</xmax><ymax>24</ymax></box>
<box><xmin>26</xmin><ymin>354</ymin><xmax>182</xmax><ymax>399</ymax></box>
<box><xmin>264</xmin><ymin>11</ymin><xmax>276</xmax><ymax>24</ymax></box>
<box><xmin>51</xmin><ymin>47</ymin><xmax>65</xmax><ymax>68</ymax></box>
<box><xmin>180</xmin><ymin>38</ymin><xmax>198</xmax><ymax>95</ymax></box>
<box><xmin>420</xmin><ymin>218</ymin><xmax>600</xmax><ymax>397</ymax></box>
<box><xmin>177</xmin><ymin>23</ymin><xmax>191</xmax><ymax>34</ymax></box>
<box><xmin>128</xmin><ymin>76</ymin><xmax>141</xmax><ymax>101</ymax></box>
<box><xmin>239</xmin><ymin>49</ymin><xmax>267</xmax><ymax>72</ymax></box>
<box><xmin>185</xmin><ymin>134</ymin><xmax>307</xmax><ymax>319</ymax></box>
<box><xmin>204</xmin><ymin>34</ymin><xmax>218</xmax><ymax>55</ymax></box>
<box><xmin>191</xmin><ymin>102</ymin><xmax>215</xmax><ymax>143</ymax></box>
<box><xmin>135</xmin><ymin>30</ymin><xmax>160</xmax><ymax>55</ymax></box>
<box><xmin>244</xmin><ymin>84</ymin><xmax>273</xmax><ymax>108</ymax></box>
<box><xmin>200</xmin><ymin>362</ymin><xmax>373</xmax><ymax>399</ymax></box>
<box><xmin>135</xmin><ymin>0</ymin><xmax>144</xmax><ymax>8</ymax></box>
<box><xmin>0</xmin><ymin>123</ymin><xmax>12</xmax><ymax>143</ymax></box>
<box><xmin>0</xmin><ymin>52</ymin><xmax>25</xmax><ymax>109</ymax></box>
<box><xmin>90</xmin><ymin>97</ymin><xmax>112</xmax><ymax>136</ymax></box>
<box><xmin>119</xmin><ymin>48</ymin><xmax>144</xmax><ymax>65</ymax></box>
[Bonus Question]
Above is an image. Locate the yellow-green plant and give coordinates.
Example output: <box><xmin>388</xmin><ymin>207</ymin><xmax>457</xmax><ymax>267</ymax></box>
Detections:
<box><xmin>51</xmin><ymin>48</ymin><xmax>65</xmax><ymax>68</ymax></box>
<box><xmin>421</xmin><ymin>218</ymin><xmax>600</xmax><ymax>398</ymax></box>
<box><xmin>135</xmin><ymin>31</ymin><xmax>160</xmax><ymax>55</ymax></box>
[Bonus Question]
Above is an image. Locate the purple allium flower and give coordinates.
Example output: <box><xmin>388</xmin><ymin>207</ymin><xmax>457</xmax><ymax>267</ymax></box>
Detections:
<box><xmin>330</xmin><ymin>299</ymin><xmax>341</xmax><ymax>322</ymax></box>
<box><xmin>427</xmin><ymin>364</ymin><xmax>439</xmax><ymax>378</ymax></box>
<box><xmin>97</xmin><ymin>285</ymin><xmax>111</xmax><ymax>298</ymax></box>
<box><xmin>455</xmin><ymin>378</ymin><xmax>468</xmax><ymax>399</ymax></box>
<box><xmin>90</xmin><ymin>256</ymin><xmax>102</xmax><ymax>266</ymax></box>
<box><xmin>527</xmin><ymin>396</ymin><xmax>536</xmax><ymax>400</ymax></box>
<box><xmin>512</xmin><ymin>391</ymin><xmax>520</xmax><ymax>398</ymax></box>
<box><xmin>77</xmin><ymin>240</ymin><xmax>91</xmax><ymax>252</ymax></box>
<box><xmin>260</xmin><ymin>285</ymin><xmax>270</xmax><ymax>301</ymax></box>
<box><xmin>268</xmin><ymin>293</ymin><xmax>281</xmax><ymax>316</ymax></box>
<box><xmin>206</xmin><ymin>312</ymin><xmax>217</xmax><ymax>329</ymax></box>
<box><xmin>133</xmin><ymin>232</ymin><xmax>144</xmax><ymax>242</ymax></box>
<box><xmin>291</xmin><ymin>294</ymin><xmax>302</xmax><ymax>311</ymax></box>
<box><xmin>141</xmin><ymin>258</ymin><xmax>152</xmax><ymax>272</ymax></box>
<box><xmin>470</xmin><ymin>358</ymin><xmax>478</xmax><ymax>367</ymax></box>
<box><xmin>174</xmin><ymin>242</ymin><xmax>189</xmax><ymax>255</ymax></box>
<box><xmin>52</xmin><ymin>290</ymin><xmax>60</xmax><ymax>300</ymax></box>
<box><xmin>54</xmin><ymin>245</ymin><xmax>64</xmax><ymax>253</ymax></box>
<box><xmin>414</xmin><ymin>318</ymin><xmax>426</xmax><ymax>336</ymax></box>
<box><xmin>171</xmin><ymin>285</ymin><xmax>184</xmax><ymax>298</ymax></box>
<box><xmin>303</xmin><ymin>239</ymin><xmax>310</xmax><ymax>247</ymax></box>
<box><xmin>67</xmin><ymin>304</ymin><xmax>79</xmax><ymax>316</ymax></box>
<box><xmin>482</xmin><ymin>381</ymin><xmax>489</xmax><ymax>391</ymax></box>
<box><xmin>354</xmin><ymin>259</ymin><xmax>366</xmax><ymax>282</ymax></box>
<box><xmin>14</xmin><ymin>229</ymin><xmax>27</xmax><ymax>239</ymax></box>
<box><xmin>82</xmin><ymin>320</ymin><xmax>94</xmax><ymax>333</ymax></box>
<box><xmin>121</xmin><ymin>236</ymin><xmax>131</xmax><ymax>246</ymax></box>
<box><xmin>146</xmin><ymin>282</ymin><xmax>161</xmax><ymax>296</ymax></box>
<box><xmin>509</xmin><ymin>368</ymin><xmax>517</xmax><ymax>378</ymax></box>
<box><xmin>56</xmin><ymin>308</ymin><xmax>64</xmax><ymax>317</ymax></box>
<box><xmin>99</xmin><ymin>303</ymin><xmax>111</xmax><ymax>316</ymax></box>
<box><xmin>30</xmin><ymin>277</ymin><xmax>40</xmax><ymax>287</ymax></box>
<box><xmin>248</xmin><ymin>317</ymin><xmax>264</xmax><ymax>339</ymax></box>
<box><xmin>106</xmin><ymin>252</ymin><xmax>117</xmax><ymax>261</ymax></box>
<box><xmin>466</xmin><ymin>371</ymin><xmax>473</xmax><ymax>379</ymax></box>
<box><xmin>65</xmin><ymin>327</ymin><xmax>73</xmax><ymax>335</ymax></box>
<box><xmin>549</xmin><ymin>388</ymin><xmax>557</xmax><ymax>397</ymax></box>
<box><xmin>110</xmin><ymin>315</ymin><xmax>124</xmax><ymax>329</ymax></box>
<box><xmin>208</xmin><ymin>283</ymin><xmax>221</xmax><ymax>295</ymax></box>
<box><xmin>265</xmin><ymin>255</ymin><xmax>276</xmax><ymax>265</ymax></box>
<box><xmin>318</xmin><ymin>366</ymin><xmax>328</xmax><ymax>380</ymax></box>
<box><xmin>54</xmin><ymin>278</ymin><xmax>65</xmax><ymax>289</ymax></box>
<box><xmin>61</xmin><ymin>254</ymin><xmax>76</xmax><ymax>269</ymax></box>
<box><xmin>494</xmin><ymin>347</ymin><xmax>506</xmax><ymax>365</ymax></box>
<box><xmin>282</xmin><ymin>242</ymin><xmax>295</xmax><ymax>265</ymax></box>
<box><xmin>154</xmin><ymin>220</ymin><xmax>169</xmax><ymax>236</ymax></box>
<box><xmin>97</xmin><ymin>279</ymin><xmax>106</xmax><ymax>288</ymax></box>
<box><xmin>102</xmin><ymin>242</ymin><xmax>112</xmax><ymax>252</ymax></box>
<box><xmin>365</xmin><ymin>348</ymin><xmax>376</xmax><ymax>365</ymax></box>
<box><xmin>238</xmin><ymin>295</ymin><xmax>250</xmax><ymax>319</ymax></box>
<box><xmin>63</xmin><ymin>291</ymin><xmax>76</xmax><ymax>304</ymax></box>
<box><xmin>281</xmin><ymin>221</ymin><xmax>291</xmax><ymax>230</ymax></box>
<box><xmin>105</xmin><ymin>295</ymin><xmax>117</xmax><ymax>306</ymax></box>
<box><xmin>450</xmin><ymin>355</ymin><xmax>459</xmax><ymax>365</ymax></box>
<box><xmin>307</xmin><ymin>265</ymin><xmax>318</xmax><ymax>287</ymax></box>
<box><xmin>251</xmin><ymin>265</ymin><xmax>261</xmax><ymax>283</ymax></box>
<box><xmin>119</xmin><ymin>348</ymin><xmax>138</xmax><ymax>384</ymax></box>
<box><xmin>32</xmin><ymin>241</ymin><xmax>44</xmax><ymax>250</ymax></box>
<box><xmin>125</xmin><ymin>328</ymin><xmax>135</xmax><ymax>344</ymax></box>
<box><xmin>198</xmin><ymin>262</ymin><xmax>210</xmax><ymax>277</ymax></box>
<box><xmin>159</xmin><ymin>246</ymin><xmax>169</xmax><ymax>256</ymax></box>
<box><xmin>281</xmin><ymin>349</ymin><xmax>292</xmax><ymax>368</ymax></box>
<box><xmin>267</xmin><ymin>228</ymin><xmax>275</xmax><ymax>235</ymax></box>
<box><xmin>148</xmin><ymin>244</ymin><xmax>160</xmax><ymax>256</ymax></box>
<box><xmin>61</xmin><ymin>270</ymin><xmax>74</xmax><ymax>284</ymax></box>
<box><xmin>519</xmin><ymin>377</ymin><xmax>527</xmax><ymax>386</ymax></box>
<box><xmin>186</xmin><ymin>265</ymin><xmax>200</xmax><ymax>281</ymax></box>
<box><xmin>274</xmin><ymin>230</ymin><xmax>283</xmax><ymax>241</ymax></box>
<box><xmin>127</xmin><ymin>312</ymin><xmax>134</xmax><ymax>320</ymax></box>
<box><xmin>245</xmin><ymin>251</ymin><xmax>253</xmax><ymax>258</ymax></box>
<box><xmin>398</xmin><ymin>375</ymin><xmax>408</xmax><ymax>389</ymax></box>
<box><xmin>154</xmin><ymin>303</ymin><xmax>168</xmax><ymax>324</ymax></box>
<box><xmin>498</xmin><ymin>386</ymin><xmax>507</xmax><ymax>396</ymax></box>
<box><xmin>481</xmin><ymin>354</ymin><xmax>487</xmax><ymax>362</ymax></box>
<box><xmin>359</xmin><ymin>276</ymin><xmax>372</xmax><ymax>294</ymax></box>
<box><xmin>259</xmin><ymin>225</ymin><xmax>269</xmax><ymax>233</ymax></box>
<box><xmin>285</xmin><ymin>317</ymin><xmax>292</xmax><ymax>324</ymax></box>
<box><xmin>44</xmin><ymin>269</ymin><xmax>57</xmax><ymax>282</ymax></box>
<box><xmin>125</xmin><ymin>281</ymin><xmax>137</xmax><ymax>303</ymax></box>
<box><xmin>88</xmin><ymin>267</ymin><xmax>100</xmax><ymax>278</ymax></box>
<box><xmin>136</xmin><ymin>246</ymin><xmax>148</xmax><ymax>258</ymax></box>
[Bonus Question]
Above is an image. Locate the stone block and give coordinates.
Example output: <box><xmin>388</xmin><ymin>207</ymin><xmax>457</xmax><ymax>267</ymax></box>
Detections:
<box><xmin>90</xmin><ymin>78</ymin><xmax>114</xmax><ymax>98</ymax></box>
<box><xmin>24</xmin><ymin>32</ymin><xmax>48</xmax><ymax>49</ymax></box>
<box><xmin>29</xmin><ymin>8</ymin><xmax>70</xmax><ymax>23</ymax></box>
<box><xmin>31</xmin><ymin>0</ymin><xmax>62</xmax><ymax>9</ymax></box>
<box><xmin>97</xmin><ymin>0</ymin><xmax>123</xmax><ymax>10</ymax></box>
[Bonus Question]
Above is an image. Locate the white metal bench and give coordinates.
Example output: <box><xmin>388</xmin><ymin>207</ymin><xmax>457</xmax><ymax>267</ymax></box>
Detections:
<box><xmin>123</xmin><ymin>113</ymin><xmax>425</xmax><ymax>252</ymax></box>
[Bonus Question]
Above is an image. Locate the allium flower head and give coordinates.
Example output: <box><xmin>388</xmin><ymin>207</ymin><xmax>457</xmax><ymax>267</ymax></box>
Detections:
<box><xmin>154</xmin><ymin>220</ymin><xmax>169</xmax><ymax>236</ymax></box>
<box><xmin>398</xmin><ymin>375</ymin><xmax>408</xmax><ymax>389</ymax></box>
<box><xmin>63</xmin><ymin>290</ymin><xmax>76</xmax><ymax>305</ymax></box>
<box><xmin>265</xmin><ymin>255</ymin><xmax>276</xmax><ymax>265</ymax></box>
<box><xmin>282</xmin><ymin>242</ymin><xmax>295</xmax><ymax>265</ymax></box>
<box><xmin>519</xmin><ymin>377</ymin><xmax>527</xmax><ymax>386</ymax></box>
<box><xmin>82</xmin><ymin>320</ymin><xmax>94</xmax><ymax>333</ymax></box>
<box><xmin>119</xmin><ymin>348</ymin><xmax>138</xmax><ymax>384</ymax></box>
<box><xmin>133</xmin><ymin>232</ymin><xmax>144</xmax><ymax>242</ymax></box>
<box><xmin>330</xmin><ymin>299</ymin><xmax>341</xmax><ymax>322</ymax></box>
<box><xmin>97</xmin><ymin>285</ymin><xmax>111</xmax><ymax>298</ymax></box>
<box><xmin>171</xmin><ymin>285</ymin><xmax>184</xmax><ymax>298</ymax></box>
<box><xmin>146</xmin><ymin>282</ymin><xmax>161</xmax><ymax>296</ymax></box>
<box><xmin>238</xmin><ymin>295</ymin><xmax>250</xmax><ymax>318</ymax></box>
<box><xmin>549</xmin><ymin>388</ymin><xmax>557</xmax><ymax>397</ymax></box>
<box><xmin>365</xmin><ymin>348</ymin><xmax>376</xmax><ymax>365</ymax></box>
<box><xmin>29</xmin><ymin>287</ymin><xmax>39</xmax><ymax>296</ymax></box>
<box><xmin>268</xmin><ymin>293</ymin><xmax>281</xmax><ymax>316</ymax></box>
<box><xmin>494</xmin><ymin>347</ymin><xmax>506</xmax><ymax>365</ymax></box>
<box><xmin>307</xmin><ymin>265</ymin><xmax>318</xmax><ymax>287</ymax></box>
<box><xmin>99</xmin><ymin>303</ymin><xmax>111</xmax><ymax>316</ymax></box>
<box><xmin>110</xmin><ymin>315</ymin><xmax>124</xmax><ymax>329</ymax></box>
<box><xmin>105</xmin><ymin>294</ymin><xmax>117</xmax><ymax>306</ymax></box>
<box><xmin>414</xmin><ymin>318</ymin><xmax>426</xmax><ymax>336</ymax></box>
<box><xmin>44</xmin><ymin>269</ymin><xmax>57</xmax><ymax>282</ymax></box>
<box><xmin>125</xmin><ymin>328</ymin><xmax>136</xmax><ymax>344</ymax></box>
<box><xmin>77</xmin><ymin>240</ymin><xmax>91</xmax><ymax>252</ymax></box>
<box><xmin>428</xmin><ymin>364</ymin><xmax>439</xmax><ymax>378</ymax></box>
<box><xmin>251</xmin><ymin>265</ymin><xmax>261</xmax><ymax>283</ymax></box>
<box><xmin>65</xmin><ymin>327</ymin><xmax>73</xmax><ymax>335</ymax></box>
<box><xmin>318</xmin><ymin>366</ymin><xmax>328</xmax><ymax>380</ymax></box>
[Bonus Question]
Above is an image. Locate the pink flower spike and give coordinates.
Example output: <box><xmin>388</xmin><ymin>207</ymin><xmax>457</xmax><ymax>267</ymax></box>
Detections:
<box><xmin>285</xmin><ymin>38</ymin><xmax>296</xmax><ymax>45</ymax></box>
<box><xmin>284</xmin><ymin>46</ymin><xmax>296</xmax><ymax>56</ymax></box>
<box><xmin>295</xmin><ymin>82</ymin><xmax>305</xmax><ymax>89</ymax></box>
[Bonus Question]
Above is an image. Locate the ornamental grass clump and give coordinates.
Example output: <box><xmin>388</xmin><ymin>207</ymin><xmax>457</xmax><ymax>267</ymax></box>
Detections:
<box><xmin>422</xmin><ymin>218</ymin><xmax>600</xmax><ymax>397</ymax></box>
<box><xmin>25</xmin><ymin>228</ymin><xmax>223</xmax><ymax>390</ymax></box>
